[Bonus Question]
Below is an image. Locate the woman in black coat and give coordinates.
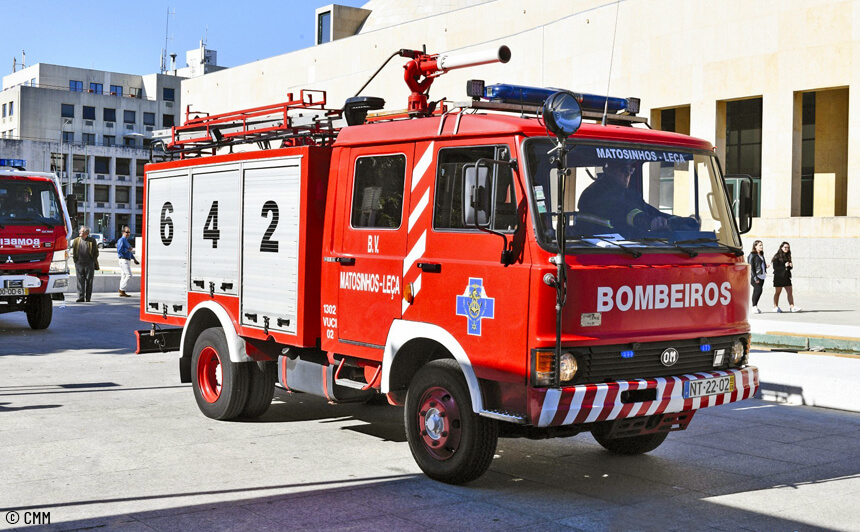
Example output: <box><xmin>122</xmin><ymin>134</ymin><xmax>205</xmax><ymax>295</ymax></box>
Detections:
<box><xmin>772</xmin><ymin>241</ymin><xmax>801</xmax><ymax>313</ymax></box>
<box><xmin>747</xmin><ymin>240</ymin><xmax>766</xmax><ymax>313</ymax></box>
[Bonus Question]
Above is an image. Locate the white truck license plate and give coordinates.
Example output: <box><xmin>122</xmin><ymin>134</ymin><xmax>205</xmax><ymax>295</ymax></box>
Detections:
<box><xmin>683</xmin><ymin>375</ymin><xmax>735</xmax><ymax>399</ymax></box>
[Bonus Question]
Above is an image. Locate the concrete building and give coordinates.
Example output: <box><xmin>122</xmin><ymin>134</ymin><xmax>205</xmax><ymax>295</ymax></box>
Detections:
<box><xmin>0</xmin><ymin>44</ymin><xmax>223</xmax><ymax>238</ymax></box>
<box><xmin>174</xmin><ymin>0</ymin><xmax>860</xmax><ymax>299</ymax></box>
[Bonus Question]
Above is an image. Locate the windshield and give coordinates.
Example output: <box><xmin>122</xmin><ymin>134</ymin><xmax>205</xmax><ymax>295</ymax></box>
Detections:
<box><xmin>525</xmin><ymin>139</ymin><xmax>741</xmax><ymax>253</ymax></box>
<box><xmin>0</xmin><ymin>177</ymin><xmax>65</xmax><ymax>227</ymax></box>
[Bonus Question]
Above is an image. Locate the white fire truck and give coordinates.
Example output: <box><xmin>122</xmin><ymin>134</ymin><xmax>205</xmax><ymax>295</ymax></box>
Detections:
<box><xmin>0</xmin><ymin>159</ymin><xmax>74</xmax><ymax>329</ymax></box>
<box><xmin>137</xmin><ymin>46</ymin><xmax>759</xmax><ymax>484</ymax></box>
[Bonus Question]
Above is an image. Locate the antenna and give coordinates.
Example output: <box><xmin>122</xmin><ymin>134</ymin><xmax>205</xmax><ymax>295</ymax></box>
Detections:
<box><xmin>161</xmin><ymin>7</ymin><xmax>176</xmax><ymax>73</ymax></box>
<box><xmin>602</xmin><ymin>1</ymin><xmax>621</xmax><ymax>126</ymax></box>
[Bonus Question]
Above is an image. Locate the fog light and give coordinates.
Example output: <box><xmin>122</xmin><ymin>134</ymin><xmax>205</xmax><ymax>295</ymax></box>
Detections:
<box><xmin>559</xmin><ymin>353</ymin><xmax>578</xmax><ymax>382</ymax></box>
<box><xmin>731</xmin><ymin>339</ymin><xmax>744</xmax><ymax>364</ymax></box>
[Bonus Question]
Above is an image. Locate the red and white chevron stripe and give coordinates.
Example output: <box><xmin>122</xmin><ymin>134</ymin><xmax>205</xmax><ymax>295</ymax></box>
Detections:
<box><xmin>532</xmin><ymin>366</ymin><xmax>759</xmax><ymax>427</ymax></box>
<box><xmin>402</xmin><ymin>142</ymin><xmax>435</xmax><ymax>315</ymax></box>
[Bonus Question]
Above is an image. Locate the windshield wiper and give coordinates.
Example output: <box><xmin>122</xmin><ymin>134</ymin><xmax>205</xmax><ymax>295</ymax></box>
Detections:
<box><xmin>638</xmin><ymin>237</ymin><xmax>698</xmax><ymax>258</ymax></box>
<box><xmin>568</xmin><ymin>234</ymin><xmax>642</xmax><ymax>259</ymax></box>
<box><xmin>674</xmin><ymin>238</ymin><xmax>744</xmax><ymax>256</ymax></box>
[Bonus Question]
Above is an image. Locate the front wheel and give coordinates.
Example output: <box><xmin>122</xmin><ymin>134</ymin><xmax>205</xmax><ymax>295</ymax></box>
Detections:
<box><xmin>26</xmin><ymin>294</ymin><xmax>52</xmax><ymax>330</ymax></box>
<box><xmin>591</xmin><ymin>428</ymin><xmax>668</xmax><ymax>455</ymax></box>
<box><xmin>191</xmin><ymin>327</ymin><xmax>249</xmax><ymax>420</ymax></box>
<box><xmin>405</xmin><ymin>359</ymin><xmax>498</xmax><ymax>484</ymax></box>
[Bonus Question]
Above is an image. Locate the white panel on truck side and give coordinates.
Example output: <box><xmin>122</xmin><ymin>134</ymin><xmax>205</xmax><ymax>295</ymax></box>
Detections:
<box><xmin>145</xmin><ymin>170</ymin><xmax>190</xmax><ymax>317</ymax></box>
<box><xmin>190</xmin><ymin>165</ymin><xmax>240</xmax><ymax>296</ymax></box>
<box><xmin>241</xmin><ymin>157</ymin><xmax>302</xmax><ymax>335</ymax></box>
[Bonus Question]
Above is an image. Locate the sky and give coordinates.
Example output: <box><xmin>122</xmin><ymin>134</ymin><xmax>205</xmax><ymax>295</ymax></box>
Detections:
<box><xmin>1</xmin><ymin>0</ymin><xmax>368</xmax><ymax>82</ymax></box>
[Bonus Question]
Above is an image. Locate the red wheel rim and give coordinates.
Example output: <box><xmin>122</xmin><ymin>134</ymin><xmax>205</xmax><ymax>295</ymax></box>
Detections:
<box><xmin>416</xmin><ymin>386</ymin><xmax>462</xmax><ymax>460</ymax></box>
<box><xmin>197</xmin><ymin>346</ymin><xmax>222</xmax><ymax>403</ymax></box>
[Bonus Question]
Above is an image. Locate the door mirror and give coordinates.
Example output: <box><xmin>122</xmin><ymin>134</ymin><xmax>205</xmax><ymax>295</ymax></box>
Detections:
<box><xmin>737</xmin><ymin>176</ymin><xmax>753</xmax><ymax>234</ymax></box>
<box><xmin>464</xmin><ymin>165</ymin><xmax>490</xmax><ymax>226</ymax></box>
<box><xmin>65</xmin><ymin>193</ymin><xmax>78</xmax><ymax>218</ymax></box>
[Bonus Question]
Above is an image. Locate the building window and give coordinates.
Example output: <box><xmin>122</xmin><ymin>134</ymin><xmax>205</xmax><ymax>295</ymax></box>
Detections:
<box><xmin>70</xmin><ymin>80</ymin><xmax>83</xmax><ymax>92</ymax></box>
<box><xmin>110</xmin><ymin>85</ymin><xmax>122</xmax><ymax>97</ymax></box>
<box><xmin>104</xmin><ymin>108</ymin><xmax>116</xmax><ymax>122</ymax></box>
<box><xmin>143</xmin><ymin>112</ymin><xmax>155</xmax><ymax>126</ymax></box>
<box><xmin>116</xmin><ymin>159</ymin><xmax>131</xmax><ymax>175</ymax></box>
<box><xmin>725</xmin><ymin>98</ymin><xmax>763</xmax><ymax>217</ymax></box>
<box><xmin>61</xmin><ymin>103</ymin><xmax>75</xmax><ymax>118</ymax></box>
<box><xmin>317</xmin><ymin>11</ymin><xmax>331</xmax><ymax>44</ymax></box>
<box><xmin>129</xmin><ymin>87</ymin><xmax>141</xmax><ymax>98</ymax></box>
<box><xmin>89</xmin><ymin>83</ymin><xmax>103</xmax><ymax>94</ymax></box>
<box><xmin>63</xmin><ymin>131</ymin><xmax>74</xmax><ymax>143</ymax></box>
<box><xmin>162</xmin><ymin>87</ymin><xmax>175</xmax><ymax>101</ymax></box>
<box><xmin>661</xmin><ymin>109</ymin><xmax>676</xmax><ymax>132</ymax></box>
<box><xmin>124</xmin><ymin>137</ymin><xmax>136</xmax><ymax>147</ymax></box>
<box><xmin>83</xmin><ymin>106</ymin><xmax>96</xmax><ymax>120</ymax></box>
<box><xmin>95</xmin><ymin>157</ymin><xmax>109</xmax><ymax>174</ymax></box>
<box><xmin>136</xmin><ymin>186</ymin><xmax>144</xmax><ymax>203</ymax></box>
<box><xmin>1</xmin><ymin>103</ymin><xmax>5</xmax><ymax>117</ymax></box>
<box><xmin>124</xmin><ymin>110</ymin><xmax>136</xmax><ymax>124</ymax></box>
<box><xmin>104</xmin><ymin>135</ymin><xmax>115</xmax><ymax>147</ymax></box>
<box><xmin>116</xmin><ymin>187</ymin><xmax>130</xmax><ymax>203</ymax></box>
<box><xmin>7</xmin><ymin>102</ymin><xmax>11</xmax><ymax>116</ymax></box>
<box><xmin>350</xmin><ymin>154</ymin><xmax>406</xmax><ymax>228</ymax></box>
<box><xmin>800</xmin><ymin>92</ymin><xmax>815</xmax><ymax>216</ymax></box>
<box><xmin>83</xmin><ymin>133</ymin><xmax>95</xmax><ymax>145</ymax></box>
<box><xmin>94</xmin><ymin>185</ymin><xmax>110</xmax><ymax>202</ymax></box>
<box><xmin>163</xmin><ymin>114</ymin><xmax>175</xmax><ymax>127</ymax></box>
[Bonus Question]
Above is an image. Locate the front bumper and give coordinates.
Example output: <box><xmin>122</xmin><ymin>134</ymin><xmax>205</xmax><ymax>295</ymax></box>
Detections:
<box><xmin>0</xmin><ymin>273</ymin><xmax>69</xmax><ymax>294</ymax></box>
<box><xmin>531</xmin><ymin>366</ymin><xmax>758</xmax><ymax>427</ymax></box>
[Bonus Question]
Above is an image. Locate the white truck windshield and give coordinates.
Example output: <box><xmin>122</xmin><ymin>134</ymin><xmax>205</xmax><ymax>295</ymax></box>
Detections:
<box><xmin>524</xmin><ymin>139</ymin><xmax>742</xmax><ymax>254</ymax></box>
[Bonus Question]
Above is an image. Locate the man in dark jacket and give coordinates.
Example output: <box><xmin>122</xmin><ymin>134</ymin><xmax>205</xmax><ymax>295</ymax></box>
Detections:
<box><xmin>578</xmin><ymin>161</ymin><xmax>670</xmax><ymax>235</ymax></box>
<box><xmin>70</xmin><ymin>226</ymin><xmax>99</xmax><ymax>302</ymax></box>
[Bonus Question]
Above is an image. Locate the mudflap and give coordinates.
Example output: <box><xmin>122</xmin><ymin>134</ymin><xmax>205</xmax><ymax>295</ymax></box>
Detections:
<box><xmin>596</xmin><ymin>410</ymin><xmax>696</xmax><ymax>439</ymax></box>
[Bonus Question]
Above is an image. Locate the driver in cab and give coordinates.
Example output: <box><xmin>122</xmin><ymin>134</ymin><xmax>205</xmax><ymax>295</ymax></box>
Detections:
<box><xmin>577</xmin><ymin>161</ymin><xmax>670</xmax><ymax>234</ymax></box>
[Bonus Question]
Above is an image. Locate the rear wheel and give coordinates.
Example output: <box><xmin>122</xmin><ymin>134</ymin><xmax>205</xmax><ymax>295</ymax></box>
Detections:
<box><xmin>240</xmin><ymin>361</ymin><xmax>277</xmax><ymax>418</ymax></box>
<box><xmin>191</xmin><ymin>328</ymin><xmax>249</xmax><ymax>420</ymax></box>
<box><xmin>26</xmin><ymin>294</ymin><xmax>52</xmax><ymax>330</ymax></box>
<box><xmin>591</xmin><ymin>428</ymin><xmax>669</xmax><ymax>455</ymax></box>
<box><xmin>405</xmin><ymin>359</ymin><xmax>498</xmax><ymax>484</ymax></box>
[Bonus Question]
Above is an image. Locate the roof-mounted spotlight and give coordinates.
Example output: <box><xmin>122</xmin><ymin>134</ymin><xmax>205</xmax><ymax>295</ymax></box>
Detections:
<box><xmin>542</xmin><ymin>91</ymin><xmax>582</xmax><ymax>139</ymax></box>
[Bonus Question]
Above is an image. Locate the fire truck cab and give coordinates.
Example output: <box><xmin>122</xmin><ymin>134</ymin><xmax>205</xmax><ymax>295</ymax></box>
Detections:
<box><xmin>138</xmin><ymin>47</ymin><xmax>759</xmax><ymax>484</ymax></box>
<box><xmin>0</xmin><ymin>159</ymin><xmax>74</xmax><ymax>329</ymax></box>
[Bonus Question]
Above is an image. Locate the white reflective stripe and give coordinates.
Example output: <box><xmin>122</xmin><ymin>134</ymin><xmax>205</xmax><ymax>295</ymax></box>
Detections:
<box><xmin>537</xmin><ymin>388</ymin><xmax>562</xmax><ymax>427</ymax></box>
<box><xmin>408</xmin><ymin>188</ymin><xmax>430</xmax><ymax>233</ymax></box>
<box><xmin>402</xmin><ymin>274</ymin><xmax>422</xmax><ymax>314</ymax></box>
<box><xmin>561</xmin><ymin>387</ymin><xmax>587</xmax><ymax>425</ymax></box>
<box><xmin>584</xmin><ymin>384</ymin><xmax>610</xmax><ymax>423</ymax></box>
<box><xmin>644</xmin><ymin>378</ymin><xmax>666</xmax><ymax>416</ymax></box>
<box><xmin>403</xmin><ymin>231</ymin><xmax>426</xmax><ymax>276</ymax></box>
<box><xmin>411</xmin><ymin>141</ymin><xmax>435</xmax><ymax>192</ymax></box>
<box><xmin>604</xmin><ymin>381</ymin><xmax>630</xmax><ymax>421</ymax></box>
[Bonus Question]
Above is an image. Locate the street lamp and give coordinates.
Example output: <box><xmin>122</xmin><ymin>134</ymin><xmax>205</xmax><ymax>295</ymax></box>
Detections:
<box><xmin>61</xmin><ymin>117</ymin><xmax>73</xmax><ymax>195</ymax></box>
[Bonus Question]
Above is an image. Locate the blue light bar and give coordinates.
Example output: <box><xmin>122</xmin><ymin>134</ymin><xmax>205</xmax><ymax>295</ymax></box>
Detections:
<box><xmin>0</xmin><ymin>158</ymin><xmax>26</xmax><ymax>168</ymax></box>
<box><xmin>700</xmin><ymin>344</ymin><xmax>712</xmax><ymax>352</ymax></box>
<box><xmin>482</xmin><ymin>84</ymin><xmax>635</xmax><ymax>114</ymax></box>
<box><xmin>621</xmin><ymin>350</ymin><xmax>635</xmax><ymax>359</ymax></box>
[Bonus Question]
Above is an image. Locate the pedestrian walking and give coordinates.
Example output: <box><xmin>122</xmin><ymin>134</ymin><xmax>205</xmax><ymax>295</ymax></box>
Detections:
<box><xmin>116</xmin><ymin>227</ymin><xmax>139</xmax><ymax>297</ymax></box>
<box><xmin>772</xmin><ymin>241</ymin><xmax>801</xmax><ymax>313</ymax></box>
<box><xmin>70</xmin><ymin>226</ymin><xmax>99</xmax><ymax>302</ymax></box>
<box><xmin>747</xmin><ymin>240</ymin><xmax>767</xmax><ymax>314</ymax></box>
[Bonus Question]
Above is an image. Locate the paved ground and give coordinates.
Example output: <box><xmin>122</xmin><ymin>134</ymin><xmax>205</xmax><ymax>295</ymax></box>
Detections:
<box><xmin>2</xmin><ymin>297</ymin><xmax>860</xmax><ymax>531</ymax></box>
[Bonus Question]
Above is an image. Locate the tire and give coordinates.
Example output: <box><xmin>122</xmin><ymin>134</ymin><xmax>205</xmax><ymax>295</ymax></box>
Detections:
<box><xmin>240</xmin><ymin>361</ymin><xmax>277</xmax><ymax>418</ymax></box>
<box><xmin>591</xmin><ymin>428</ymin><xmax>669</xmax><ymax>455</ymax></box>
<box><xmin>26</xmin><ymin>294</ymin><xmax>53</xmax><ymax>330</ymax></box>
<box><xmin>191</xmin><ymin>328</ymin><xmax>250</xmax><ymax>420</ymax></box>
<box><xmin>405</xmin><ymin>359</ymin><xmax>498</xmax><ymax>484</ymax></box>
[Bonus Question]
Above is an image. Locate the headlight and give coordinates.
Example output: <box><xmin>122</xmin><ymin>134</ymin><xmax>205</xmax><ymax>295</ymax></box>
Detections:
<box><xmin>731</xmin><ymin>339</ymin><xmax>745</xmax><ymax>365</ymax></box>
<box><xmin>559</xmin><ymin>353</ymin><xmax>579</xmax><ymax>382</ymax></box>
<box><xmin>49</xmin><ymin>249</ymin><xmax>68</xmax><ymax>273</ymax></box>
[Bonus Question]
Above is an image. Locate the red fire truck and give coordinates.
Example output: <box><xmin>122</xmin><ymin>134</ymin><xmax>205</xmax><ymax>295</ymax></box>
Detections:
<box><xmin>0</xmin><ymin>159</ymin><xmax>75</xmax><ymax>329</ymax></box>
<box><xmin>137</xmin><ymin>46</ymin><xmax>759</xmax><ymax>484</ymax></box>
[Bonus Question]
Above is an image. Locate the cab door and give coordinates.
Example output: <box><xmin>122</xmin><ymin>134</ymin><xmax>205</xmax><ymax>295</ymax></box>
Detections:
<box><xmin>335</xmin><ymin>145</ymin><xmax>413</xmax><ymax>351</ymax></box>
<box><xmin>403</xmin><ymin>141</ymin><xmax>531</xmax><ymax>381</ymax></box>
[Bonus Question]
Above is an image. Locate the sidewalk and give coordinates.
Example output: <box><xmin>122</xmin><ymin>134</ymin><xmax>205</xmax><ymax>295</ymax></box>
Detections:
<box><xmin>749</xmin><ymin>294</ymin><xmax>860</xmax><ymax>353</ymax></box>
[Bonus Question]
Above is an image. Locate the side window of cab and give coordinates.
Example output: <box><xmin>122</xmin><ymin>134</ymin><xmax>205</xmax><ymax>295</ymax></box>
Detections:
<box><xmin>433</xmin><ymin>145</ymin><xmax>517</xmax><ymax>232</ymax></box>
<box><xmin>350</xmin><ymin>154</ymin><xmax>406</xmax><ymax>229</ymax></box>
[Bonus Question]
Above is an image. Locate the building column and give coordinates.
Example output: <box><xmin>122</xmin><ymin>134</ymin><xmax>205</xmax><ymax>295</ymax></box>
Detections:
<box><xmin>760</xmin><ymin>89</ymin><xmax>794</xmax><ymax>219</ymax></box>
<box><xmin>129</xmin><ymin>159</ymin><xmax>137</xmax><ymax>233</ymax></box>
